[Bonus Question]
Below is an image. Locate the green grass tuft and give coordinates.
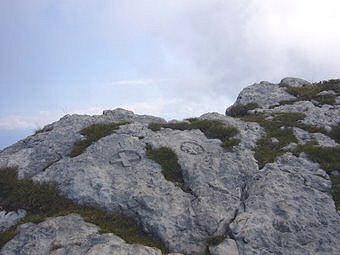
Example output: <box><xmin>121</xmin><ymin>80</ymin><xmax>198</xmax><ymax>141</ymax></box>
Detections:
<box><xmin>330</xmin><ymin>175</ymin><xmax>340</xmax><ymax>211</ymax></box>
<box><xmin>0</xmin><ymin>167</ymin><xmax>167</xmax><ymax>252</ymax></box>
<box><xmin>70</xmin><ymin>122</ymin><xmax>128</xmax><ymax>157</ymax></box>
<box><xmin>226</xmin><ymin>103</ymin><xmax>259</xmax><ymax>117</ymax></box>
<box><xmin>221</xmin><ymin>139</ymin><xmax>241</xmax><ymax>148</ymax></box>
<box><xmin>148</xmin><ymin>119</ymin><xmax>240</xmax><ymax>148</ymax></box>
<box><xmin>329</xmin><ymin>124</ymin><xmax>340</xmax><ymax>144</ymax></box>
<box><xmin>282</xmin><ymin>79</ymin><xmax>340</xmax><ymax>105</ymax></box>
<box><xmin>206</xmin><ymin>234</ymin><xmax>228</xmax><ymax>246</ymax></box>
<box><xmin>145</xmin><ymin>145</ymin><xmax>187</xmax><ymax>193</ymax></box>
<box><xmin>294</xmin><ymin>144</ymin><xmax>340</xmax><ymax>174</ymax></box>
<box><xmin>241</xmin><ymin>113</ymin><xmax>302</xmax><ymax>167</ymax></box>
<box><xmin>0</xmin><ymin>228</ymin><xmax>16</xmax><ymax>249</ymax></box>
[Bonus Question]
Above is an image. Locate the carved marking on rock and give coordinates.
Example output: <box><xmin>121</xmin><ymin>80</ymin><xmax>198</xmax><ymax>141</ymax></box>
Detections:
<box><xmin>180</xmin><ymin>141</ymin><xmax>204</xmax><ymax>155</ymax></box>
<box><xmin>110</xmin><ymin>150</ymin><xmax>141</xmax><ymax>167</ymax></box>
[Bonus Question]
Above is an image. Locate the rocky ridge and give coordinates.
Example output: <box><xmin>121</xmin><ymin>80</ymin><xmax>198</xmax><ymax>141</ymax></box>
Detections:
<box><xmin>0</xmin><ymin>78</ymin><xmax>339</xmax><ymax>255</ymax></box>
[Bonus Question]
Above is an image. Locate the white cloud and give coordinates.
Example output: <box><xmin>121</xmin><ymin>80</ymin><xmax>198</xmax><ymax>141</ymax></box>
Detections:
<box><xmin>1</xmin><ymin>0</ymin><xmax>340</xmax><ymax>129</ymax></box>
<box><xmin>0</xmin><ymin>111</ymin><xmax>60</xmax><ymax>130</ymax></box>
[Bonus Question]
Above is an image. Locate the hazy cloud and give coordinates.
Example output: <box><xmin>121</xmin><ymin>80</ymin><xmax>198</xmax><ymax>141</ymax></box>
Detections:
<box><xmin>1</xmin><ymin>0</ymin><xmax>340</xmax><ymax>133</ymax></box>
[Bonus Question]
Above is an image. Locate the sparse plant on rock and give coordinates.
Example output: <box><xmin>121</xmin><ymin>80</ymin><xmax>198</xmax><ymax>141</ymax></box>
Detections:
<box><xmin>148</xmin><ymin>118</ymin><xmax>240</xmax><ymax>148</ymax></box>
<box><xmin>145</xmin><ymin>144</ymin><xmax>189</xmax><ymax>193</ymax></box>
<box><xmin>70</xmin><ymin>122</ymin><xmax>128</xmax><ymax>157</ymax></box>
<box><xmin>0</xmin><ymin>167</ymin><xmax>167</xmax><ymax>252</ymax></box>
<box><xmin>226</xmin><ymin>103</ymin><xmax>259</xmax><ymax>117</ymax></box>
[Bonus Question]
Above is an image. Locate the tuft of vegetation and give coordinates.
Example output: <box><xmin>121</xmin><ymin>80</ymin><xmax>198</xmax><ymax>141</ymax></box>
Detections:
<box><xmin>294</xmin><ymin>144</ymin><xmax>340</xmax><ymax>174</ymax></box>
<box><xmin>145</xmin><ymin>145</ymin><xmax>188</xmax><ymax>193</ymax></box>
<box><xmin>0</xmin><ymin>167</ymin><xmax>167</xmax><ymax>252</ymax></box>
<box><xmin>70</xmin><ymin>122</ymin><xmax>128</xmax><ymax>157</ymax></box>
<box><xmin>314</xmin><ymin>79</ymin><xmax>340</xmax><ymax>94</ymax></box>
<box><xmin>226</xmin><ymin>103</ymin><xmax>259</xmax><ymax>117</ymax></box>
<box><xmin>0</xmin><ymin>228</ymin><xmax>16</xmax><ymax>249</ymax></box>
<box><xmin>206</xmin><ymin>234</ymin><xmax>228</xmax><ymax>246</ymax></box>
<box><xmin>241</xmin><ymin>113</ymin><xmax>303</xmax><ymax>168</ymax></box>
<box><xmin>272</xmin><ymin>99</ymin><xmax>299</xmax><ymax>108</ymax></box>
<box><xmin>222</xmin><ymin>139</ymin><xmax>241</xmax><ymax>149</ymax></box>
<box><xmin>329</xmin><ymin>124</ymin><xmax>340</xmax><ymax>144</ymax></box>
<box><xmin>330</xmin><ymin>175</ymin><xmax>340</xmax><ymax>211</ymax></box>
<box><xmin>148</xmin><ymin>119</ymin><xmax>240</xmax><ymax>149</ymax></box>
<box><xmin>282</xmin><ymin>79</ymin><xmax>340</xmax><ymax>105</ymax></box>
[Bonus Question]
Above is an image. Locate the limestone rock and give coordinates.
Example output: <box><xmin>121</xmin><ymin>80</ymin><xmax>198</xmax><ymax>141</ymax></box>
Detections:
<box><xmin>0</xmin><ymin>78</ymin><xmax>339</xmax><ymax>255</ymax></box>
<box><xmin>0</xmin><ymin>214</ymin><xmax>162</xmax><ymax>255</ymax></box>
<box><xmin>294</xmin><ymin>127</ymin><xmax>338</xmax><ymax>147</ymax></box>
<box><xmin>230</xmin><ymin>81</ymin><xmax>296</xmax><ymax>108</ymax></box>
<box><xmin>268</xmin><ymin>101</ymin><xmax>340</xmax><ymax>128</ymax></box>
<box><xmin>230</xmin><ymin>154</ymin><xmax>340</xmax><ymax>255</ymax></box>
<box><xmin>209</xmin><ymin>239</ymin><xmax>239</xmax><ymax>255</ymax></box>
<box><xmin>280</xmin><ymin>77</ymin><xmax>311</xmax><ymax>87</ymax></box>
<box><xmin>0</xmin><ymin>209</ymin><xmax>26</xmax><ymax>232</ymax></box>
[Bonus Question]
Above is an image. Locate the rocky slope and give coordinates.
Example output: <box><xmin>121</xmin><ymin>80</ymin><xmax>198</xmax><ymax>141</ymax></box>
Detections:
<box><xmin>0</xmin><ymin>78</ymin><xmax>339</xmax><ymax>255</ymax></box>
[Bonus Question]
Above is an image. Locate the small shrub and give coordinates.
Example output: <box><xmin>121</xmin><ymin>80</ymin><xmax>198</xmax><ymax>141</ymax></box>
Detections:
<box><xmin>254</xmin><ymin>137</ymin><xmax>285</xmax><ymax>169</ymax></box>
<box><xmin>146</xmin><ymin>145</ymin><xmax>187</xmax><ymax>193</ymax></box>
<box><xmin>207</xmin><ymin>234</ymin><xmax>228</xmax><ymax>246</ymax></box>
<box><xmin>222</xmin><ymin>139</ymin><xmax>240</xmax><ymax>148</ymax></box>
<box><xmin>283</xmin><ymin>79</ymin><xmax>340</xmax><ymax>105</ymax></box>
<box><xmin>226</xmin><ymin>103</ymin><xmax>259</xmax><ymax>117</ymax></box>
<box><xmin>314</xmin><ymin>94</ymin><xmax>336</xmax><ymax>105</ymax></box>
<box><xmin>0</xmin><ymin>167</ymin><xmax>167</xmax><ymax>252</ymax></box>
<box><xmin>294</xmin><ymin>144</ymin><xmax>340</xmax><ymax>173</ymax></box>
<box><xmin>329</xmin><ymin>124</ymin><xmax>340</xmax><ymax>144</ymax></box>
<box><xmin>0</xmin><ymin>228</ymin><xmax>16</xmax><ymax>249</ymax></box>
<box><xmin>330</xmin><ymin>175</ymin><xmax>340</xmax><ymax>210</ymax></box>
<box><xmin>296</xmin><ymin>123</ymin><xmax>328</xmax><ymax>134</ymax></box>
<box><xmin>241</xmin><ymin>113</ymin><xmax>301</xmax><ymax>167</ymax></box>
<box><xmin>315</xmin><ymin>79</ymin><xmax>340</xmax><ymax>94</ymax></box>
<box><xmin>148</xmin><ymin>119</ymin><xmax>239</xmax><ymax>149</ymax></box>
<box><xmin>274</xmin><ymin>99</ymin><xmax>299</xmax><ymax>107</ymax></box>
<box><xmin>70</xmin><ymin>122</ymin><xmax>128</xmax><ymax>157</ymax></box>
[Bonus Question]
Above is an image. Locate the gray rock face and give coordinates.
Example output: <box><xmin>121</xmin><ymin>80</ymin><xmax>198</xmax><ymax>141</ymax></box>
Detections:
<box><xmin>0</xmin><ymin>214</ymin><xmax>163</xmax><ymax>255</ymax></box>
<box><xmin>0</xmin><ymin>109</ymin><xmax>165</xmax><ymax>178</ymax></box>
<box><xmin>230</xmin><ymin>154</ymin><xmax>340</xmax><ymax>255</ymax></box>
<box><xmin>268</xmin><ymin>101</ymin><xmax>340</xmax><ymax>129</ymax></box>
<box><xmin>30</xmin><ymin>113</ymin><xmax>261</xmax><ymax>254</ymax></box>
<box><xmin>0</xmin><ymin>78</ymin><xmax>339</xmax><ymax>255</ymax></box>
<box><xmin>209</xmin><ymin>239</ymin><xmax>239</xmax><ymax>255</ymax></box>
<box><xmin>0</xmin><ymin>210</ymin><xmax>26</xmax><ymax>232</ymax></box>
<box><xmin>279</xmin><ymin>77</ymin><xmax>311</xmax><ymax>87</ymax></box>
<box><xmin>294</xmin><ymin>127</ymin><xmax>338</xmax><ymax>147</ymax></box>
<box><xmin>230</xmin><ymin>80</ymin><xmax>296</xmax><ymax>108</ymax></box>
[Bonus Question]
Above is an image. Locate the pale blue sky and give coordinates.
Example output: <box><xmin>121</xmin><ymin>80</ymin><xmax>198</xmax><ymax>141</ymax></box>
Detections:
<box><xmin>1</xmin><ymin>0</ymin><xmax>340</xmax><ymax>149</ymax></box>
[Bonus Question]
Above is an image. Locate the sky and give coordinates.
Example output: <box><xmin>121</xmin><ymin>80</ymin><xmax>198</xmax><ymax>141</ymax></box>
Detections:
<box><xmin>1</xmin><ymin>0</ymin><xmax>340</xmax><ymax>149</ymax></box>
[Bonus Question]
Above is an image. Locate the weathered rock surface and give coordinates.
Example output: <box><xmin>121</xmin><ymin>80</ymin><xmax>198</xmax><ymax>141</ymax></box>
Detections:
<box><xmin>230</xmin><ymin>153</ymin><xmax>340</xmax><ymax>255</ymax></box>
<box><xmin>209</xmin><ymin>239</ymin><xmax>239</xmax><ymax>255</ymax></box>
<box><xmin>280</xmin><ymin>77</ymin><xmax>311</xmax><ymax>87</ymax></box>
<box><xmin>0</xmin><ymin>210</ymin><xmax>26</xmax><ymax>232</ymax></box>
<box><xmin>0</xmin><ymin>214</ymin><xmax>164</xmax><ymax>255</ymax></box>
<box><xmin>268</xmin><ymin>102</ymin><xmax>340</xmax><ymax>129</ymax></box>
<box><xmin>0</xmin><ymin>78</ymin><xmax>339</xmax><ymax>255</ymax></box>
<box><xmin>230</xmin><ymin>80</ymin><xmax>296</xmax><ymax>108</ymax></box>
<box><xmin>294</xmin><ymin>127</ymin><xmax>338</xmax><ymax>147</ymax></box>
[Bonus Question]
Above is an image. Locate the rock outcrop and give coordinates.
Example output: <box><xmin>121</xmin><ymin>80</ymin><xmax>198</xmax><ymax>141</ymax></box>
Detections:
<box><xmin>0</xmin><ymin>214</ymin><xmax>163</xmax><ymax>255</ymax></box>
<box><xmin>0</xmin><ymin>210</ymin><xmax>26</xmax><ymax>232</ymax></box>
<box><xmin>0</xmin><ymin>78</ymin><xmax>339</xmax><ymax>255</ymax></box>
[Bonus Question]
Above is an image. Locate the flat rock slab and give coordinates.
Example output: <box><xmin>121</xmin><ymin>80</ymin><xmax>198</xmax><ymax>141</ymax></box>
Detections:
<box><xmin>0</xmin><ymin>214</ymin><xmax>163</xmax><ymax>255</ymax></box>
